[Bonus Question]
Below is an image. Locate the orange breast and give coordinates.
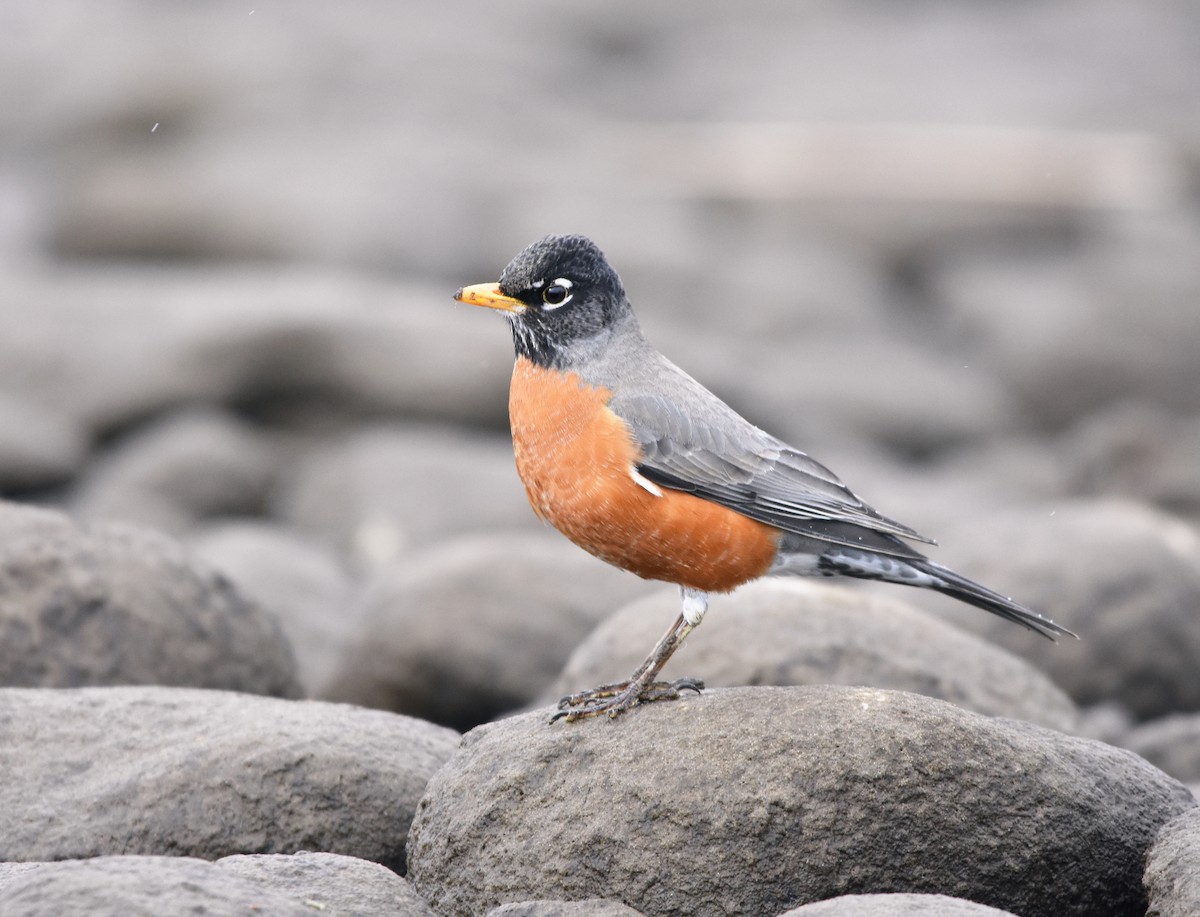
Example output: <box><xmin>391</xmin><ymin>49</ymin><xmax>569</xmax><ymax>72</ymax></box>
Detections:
<box><xmin>508</xmin><ymin>357</ymin><xmax>780</xmax><ymax>593</ymax></box>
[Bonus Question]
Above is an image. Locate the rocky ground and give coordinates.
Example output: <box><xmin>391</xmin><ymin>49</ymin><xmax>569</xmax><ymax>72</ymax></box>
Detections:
<box><xmin>3</xmin><ymin>2</ymin><xmax>1200</xmax><ymax>915</ymax></box>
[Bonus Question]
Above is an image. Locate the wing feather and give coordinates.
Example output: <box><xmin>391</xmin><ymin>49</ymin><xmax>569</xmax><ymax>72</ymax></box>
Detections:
<box><xmin>612</xmin><ymin>390</ymin><xmax>935</xmax><ymax>557</ymax></box>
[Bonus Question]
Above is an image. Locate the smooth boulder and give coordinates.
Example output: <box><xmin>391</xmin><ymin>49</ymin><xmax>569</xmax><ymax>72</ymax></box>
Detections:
<box><xmin>408</xmin><ymin>685</ymin><xmax>1194</xmax><ymax>917</ymax></box>
<box><xmin>1144</xmin><ymin>808</ymin><xmax>1200</xmax><ymax>917</ymax></box>
<box><xmin>0</xmin><ymin>686</ymin><xmax>459</xmax><ymax>872</ymax></box>
<box><xmin>0</xmin><ymin>852</ymin><xmax>436</xmax><ymax>917</ymax></box>
<box><xmin>0</xmin><ymin>501</ymin><xmax>299</xmax><ymax>696</ymax></box>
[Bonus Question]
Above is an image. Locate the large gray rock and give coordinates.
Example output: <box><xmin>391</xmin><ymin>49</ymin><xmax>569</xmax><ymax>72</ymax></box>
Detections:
<box><xmin>0</xmin><ymin>686</ymin><xmax>459</xmax><ymax>872</ymax></box>
<box><xmin>686</xmin><ymin>329</ymin><xmax>1021</xmax><ymax>456</ymax></box>
<box><xmin>275</xmin><ymin>424</ymin><xmax>533</xmax><ymax>570</ymax></box>
<box><xmin>488</xmin><ymin>902</ymin><xmax>645</xmax><ymax>917</ymax></box>
<box><xmin>1125</xmin><ymin>715</ymin><xmax>1200</xmax><ymax>785</ymax></box>
<box><xmin>0</xmin><ymin>501</ymin><xmax>299</xmax><ymax>696</ymax></box>
<box><xmin>543</xmin><ymin>579</ymin><xmax>1078</xmax><ymax>731</ymax></box>
<box><xmin>927</xmin><ymin>215</ymin><xmax>1200</xmax><ymax>426</ymax></box>
<box><xmin>325</xmin><ymin>531</ymin><xmax>652</xmax><ymax>730</ymax></box>
<box><xmin>1145</xmin><ymin>808</ymin><xmax>1200</xmax><ymax>917</ymax></box>
<box><xmin>778</xmin><ymin>894</ymin><xmax>1019</xmax><ymax>916</ymax></box>
<box><xmin>882</xmin><ymin>500</ymin><xmax>1200</xmax><ymax>720</ymax></box>
<box><xmin>69</xmin><ymin>407</ymin><xmax>277</xmax><ymax>535</ymax></box>
<box><xmin>0</xmin><ymin>857</ymin><xmax>313</xmax><ymax>917</ymax></box>
<box><xmin>217</xmin><ymin>852</ymin><xmax>436</xmax><ymax>916</ymax></box>
<box><xmin>408</xmin><ymin>686</ymin><xmax>1194</xmax><ymax>917</ymax></box>
<box><xmin>0</xmin><ymin>852</ymin><xmax>436</xmax><ymax>917</ymax></box>
<box><xmin>188</xmin><ymin>521</ymin><xmax>359</xmax><ymax>696</ymax></box>
<box><xmin>0</xmin><ymin>394</ymin><xmax>88</xmax><ymax>492</ymax></box>
<box><xmin>1055</xmin><ymin>401</ymin><xmax>1200</xmax><ymax>524</ymax></box>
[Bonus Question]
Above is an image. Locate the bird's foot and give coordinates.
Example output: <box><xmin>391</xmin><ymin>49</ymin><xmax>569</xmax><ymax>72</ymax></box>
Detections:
<box><xmin>550</xmin><ymin>677</ymin><xmax>704</xmax><ymax>723</ymax></box>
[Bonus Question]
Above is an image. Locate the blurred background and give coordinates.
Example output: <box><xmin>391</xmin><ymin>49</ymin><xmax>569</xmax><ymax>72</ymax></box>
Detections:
<box><xmin>3</xmin><ymin>2</ymin><xmax>1200</xmax><ymax>732</ymax></box>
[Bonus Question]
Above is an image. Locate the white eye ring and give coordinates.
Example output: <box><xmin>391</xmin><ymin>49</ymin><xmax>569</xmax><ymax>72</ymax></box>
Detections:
<box><xmin>541</xmin><ymin>277</ymin><xmax>573</xmax><ymax>310</ymax></box>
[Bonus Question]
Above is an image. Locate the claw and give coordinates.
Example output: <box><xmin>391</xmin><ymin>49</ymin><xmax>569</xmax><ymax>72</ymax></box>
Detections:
<box><xmin>548</xmin><ymin>677</ymin><xmax>705</xmax><ymax>724</ymax></box>
<box><xmin>557</xmin><ymin>682</ymin><xmax>629</xmax><ymax>709</ymax></box>
<box><xmin>672</xmin><ymin>676</ymin><xmax>705</xmax><ymax>695</ymax></box>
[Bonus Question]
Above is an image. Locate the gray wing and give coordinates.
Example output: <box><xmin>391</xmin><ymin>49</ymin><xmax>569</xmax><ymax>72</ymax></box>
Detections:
<box><xmin>612</xmin><ymin>388</ymin><xmax>936</xmax><ymax>558</ymax></box>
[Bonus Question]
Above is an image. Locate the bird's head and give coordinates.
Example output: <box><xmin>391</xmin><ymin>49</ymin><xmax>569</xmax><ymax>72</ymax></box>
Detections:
<box><xmin>454</xmin><ymin>234</ymin><xmax>632</xmax><ymax>369</ymax></box>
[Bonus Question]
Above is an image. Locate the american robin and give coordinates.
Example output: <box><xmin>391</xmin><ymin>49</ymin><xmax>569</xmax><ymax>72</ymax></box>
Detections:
<box><xmin>454</xmin><ymin>234</ymin><xmax>1074</xmax><ymax>722</ymax></box>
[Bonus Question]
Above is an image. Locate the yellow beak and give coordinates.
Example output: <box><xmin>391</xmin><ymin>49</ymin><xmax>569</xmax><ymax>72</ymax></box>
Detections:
<box><xmin>453</xmin><ymin>283</ymin><xmax>527</xmax><ymax>315</ymax></box>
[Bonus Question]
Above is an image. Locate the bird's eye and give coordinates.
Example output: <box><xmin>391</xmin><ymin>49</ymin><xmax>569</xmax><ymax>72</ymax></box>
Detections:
<box><xmin>541</xmin><ymin>278</ymin><xmax>573</xmax><ymax>309</ymax></box>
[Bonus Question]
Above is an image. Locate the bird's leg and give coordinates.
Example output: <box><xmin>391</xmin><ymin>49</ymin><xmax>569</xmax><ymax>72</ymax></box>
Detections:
<box><xmin>552</xmin><ymin>588</ymin><xmax>708</xmax><ymax>723</ymax></box>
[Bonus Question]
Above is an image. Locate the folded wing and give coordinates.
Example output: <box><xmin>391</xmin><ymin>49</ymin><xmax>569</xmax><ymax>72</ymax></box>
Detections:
<box><xmin>613</xmin><ymin>390</ymin><xmax>935</xmax><ymax>560</ymax></box>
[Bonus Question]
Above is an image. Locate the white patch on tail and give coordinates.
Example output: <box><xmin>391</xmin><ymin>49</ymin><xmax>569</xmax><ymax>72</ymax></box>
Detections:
<box><xmin>827</xmin><ymin>550</ymin><xmax>940</xmax><ymax>586</ymax></box>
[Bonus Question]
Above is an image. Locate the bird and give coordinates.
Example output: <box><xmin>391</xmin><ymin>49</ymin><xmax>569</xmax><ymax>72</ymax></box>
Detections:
<box><xmin>453</xmin><ymin>234</ymin><xmax>1075</xmax><ymax>722</ymax></box>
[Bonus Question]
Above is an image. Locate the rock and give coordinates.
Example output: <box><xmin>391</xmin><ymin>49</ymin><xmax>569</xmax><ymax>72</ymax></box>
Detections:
<box><xmin>275</xmin><ymin>424</ymin><xmax>532</xmax><ymax>571</ymax></box>
<box><xmin>881</xmin><ymin>500</ymin><xmax>1200</xmax><ymax>720</ymax></box>
<box><xmin>0</xmin><ymin>852</ymin><xmax>436</xmax><ymax>917</ymax></box>
<box><xmin>408</xmin><ymin>685</ymin><xmax>1195</xmax><ymax>917</ymax></box>
<box><xmin>0</xmin><ymin>501</ymin><xmax>299</xmax><ymax>696</ymax></box>
<box><xmin>544</xmin><ymin>579</ymin><xmax>1078</xmax><ymax>732</ymax></box>
<box><xmin>188</xmin><ymin>521</ymin><xmax>359</xmax><ymax>696</ymax></box>
<box><xmin>217</xmin><ymin>851</ymin><xmax>436</xmax><ymax>916</ymax></box>
<box><xmin>926</xmin><ymin>215</ymin><xmax>1200</xmax><ymax>427</ymax></box>
<box><xmin>69</xmin><ymin>407</ymin><xmax>277</xmax><ymax>535</ymax></box>
<box><xmin>0</xmin><ymin>686</ymin><xmax>459</xmax><ymax>872</ymax></box>
<box><xmin>1145</xmin><ymin>808</ymin><xmax>1200</xmax><ymax>917</ymax></box>
<box><xmin>0</xmin><ymin>856</ymin><xmax>313</xmax><ymax>917</ymax></box>
<box><xmin>1075</xmin><ymin>703</ymin><xmax>1136</xmax><ymax>747</ymax></box>
<box><xmin>1055</xmin><ymin>401</ymin><xmax>1200</xmax><ymax>523</ymax></box>
<box><xmin>0</xmin><ymin>394</ymin><xmax>88</xmax><ymax>492</ymax></box>
<box><xmin>324</xmin><ymin>531</ymin><xmax>653</xmax><ymax>731</ymax></box>
<box><xmin>488</xmin><ymin>902</ymin><xmax>645</xmax><ymax>917</ymax></box>
<box><xmin>0</xmin><ymin>265</ymin><xmax>510</xmax><ymax>436</ymax></box>
<box><xmin>778</xmin><ymin>894</ymin><xmax>1019</xmax><ymax>916</ymax></box>
<box><xmin>687</xmin><ymin>329</ymin><xmax>1020</xmax><ymax>456</ymax></box>
<box><xmin>1125</xmin><ymin>715</ymin><xmax>1200</xmax><ymax>785</ymax></box>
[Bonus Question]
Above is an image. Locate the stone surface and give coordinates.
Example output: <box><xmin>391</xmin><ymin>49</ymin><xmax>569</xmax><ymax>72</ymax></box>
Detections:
<box><xmin>878</xmin><ymin>500</ymin><xmax>1200</xmax><ymax>720</ymax></box>
<box><xmin>408</xmin><ymin>685</ymin><xmax>1195</xmax><ymax>917</ymax></box>
<box><xmin>0</xmin><ymin>266</ymin><xmax>510</xmax><ymax>437</ymax></box>
<box><xmin>0</xmin><ymin>686</ymin><xmax>459</xmax><ymax>872</ymax></box>
<box><xmin>689</xmin><ymin>329</ymin><xmax>1021</xmax><ymax>456</ymax></box>
<box><xmin>1145</xmin><ymin>808</ymin><xmax>1200</xmax><ymax>917</ymax></box>
<box><xmin>188</xmin><ymin>520</ymin><xmax>359</xmax><ymax>696</ymax></box>
<box><xmin>69</xmin><ymin>407</ymin><xmax>277</xmax><ymax>535</ymax></box>
<box><xmin>0</xmin><ymin>500</ymin><xmax>300</xmax><ymax>696</ymax></box>
<box><xmin>0</xmin><ymin>852</ymin><xmax>436</xmax><ymax>917</ymax></box>
<box><xmin>0</xmin><ymin>857</ymin><xmax>312</xmax><ymax>917</ymax></box>
<box><xmin>778</xmin><ymin>894</ymin><xmax>1019</xmax><ymax>916</ymax></box>
<box><xmin>1075</xmin><ymin>702</ymin><xmax>1136</xmax><ymax>747</ymax></box>
<box><xmin>1056</xmin><ymin>402</ymin><xmax>1200</xmax><ymax>524</ymax></box>
<box><xmin>0</xmin><ymin>394</ymin><xmax>88</xmax><ymax>492</ymax></box>
<box><xmin>325</xmin><ymin>531</ymin><xmax>653</xmax><ymax>730</ymax></box>
<box><xmin>217</xmin><ymin>852</ymin><xmax>436</xmax><ymax>916</ymax></box>
<box><xmin>488</xmin><ymin>901</ymin><xmax>645</xmax><ymax>917</ymax></box>
<box><xmin>1125</xmin><ymin>715</ymin><xmax>1200</xmax><ymax>785</ymax></box>
<box><xmin>544</xmin><ymin>579</ymin><xmax>1078</xmax><ymax>732</ymax></box>
<box><xmin>927</xmin><ymin>216</ymin><xmax>1200</xmax><ymax>426</ymax></box>
<box><xmin>275</xmin><ymin>423</ymin><xmax>532</xmax><ymax>571</ymax></box>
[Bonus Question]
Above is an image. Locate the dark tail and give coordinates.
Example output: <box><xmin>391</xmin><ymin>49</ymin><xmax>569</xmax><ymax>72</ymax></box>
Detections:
<box><xmin>817</xmin><ymin>548</ymin><xmax>1076</xmax><ymax>641</ymax></box>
